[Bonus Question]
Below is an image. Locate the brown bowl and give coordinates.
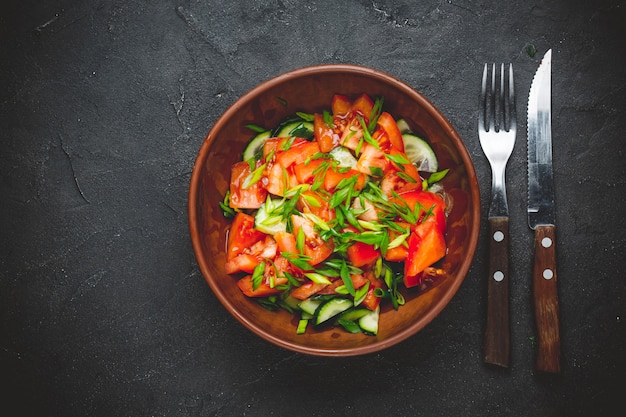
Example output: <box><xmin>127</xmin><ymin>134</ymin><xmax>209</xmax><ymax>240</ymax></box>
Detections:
<box><xmin>188</xmin><ymin>64</ymin><xmax>480</xmax><ymax>356</ymax></box>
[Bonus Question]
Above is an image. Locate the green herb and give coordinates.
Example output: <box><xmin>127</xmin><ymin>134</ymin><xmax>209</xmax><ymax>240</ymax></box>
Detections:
<box><xmin>358</xmin><ymin>116</ymin><xmax>380</xmax><ymax>149</ymax></box>
<box><xmin>427</xmin><ymin>168</ymin><xmax>449</xmax><ymax>186</ymax></box>
<box><xmin>251</xmin><ymin>262</ymin><xmax>266</xmax><ymax>291</ymax></box>
<box><xmin>296</xmin><ymin>319</ymin><xmax>309</xmax><ymax>334</ymax></box>
<box><xmin>369</xmin><ymin>166</ymin><xmax>384</xmax><ymax>177</ymax></box>
<box><xmin>218</xmin><ymin>190</ymin><xmax>236</xmax><ymax>218</ymax></box>
<box><xmin>302</xmin><ymin>193</ymin><xmax>322</xmax><ymax>208</ymax></box>
<box><xmin>340</xmin><ymin>260</ymin><xmax>356</xmax><ymax>296</ymax></box>
<box><xmin>304</xmin><ymin>272</ymin><xmax>332</xmax><ymax>285</ymax></box>
<box><xmin>279</xmin><ymin>136</ymin><xmax>296</xmax><ymax>151</ymax></box>
<box><xmin>296</xmin><ymin>227</ymin><xmax>306</xmax><ymax>255</ymax></box>
<box><xmin>337</xmin><ymin>319</ymin><xmax>362</xmax><ymax>333</ymax></box>
<box><xmin>281</xmin><ymin>252</ymin><xmax>313</xmax><ymax>271</ymax></box>
<box><xmin>397</xmin><ymin>171</ymin><xmax>417</xmax><ymax>183</ymax></box>
<box><xmin>242</xmin><ymin>163</ymin><xmax>267</xmax><ymax>189</ymax></box>
<box><xmin>246</xmin><ymin>124</ymin><xmax>268</xmax><ymax>133</ymax></box>
<box><xmin>302</xmin><ymin>212</ymin><xmax>331</xmax><ymax>231</ymax></box>
<box><xmin>276</xmin><ymin>97</ymin><xmax>288</xmax><ymax>106</ymax></box>
<box><xmin>353</xmin><ymin>280</ymin><xmax>370</xmax><ymax>306</ymax></box>
<box><xmin>526</xmin><ymin>44</ymin><xmax>537</xmax><ymax>58</ymax></box>
<box><xmin>323</xmin><ymin>110</ymin><xmax>334</xmax><ymax>128</ymax></box>
<box><xmin>368</xmin><ymin>97</ymin><xmax>384</xmax><ymax>132</ymax></box>
<box><xmin>385</xmin><ymin>153</ymin><xmax>410</xmax><ymax>167</ymax></box>
<box><xmin>296</xmin><ymin>112</ymin><xmax>314</xmax><ymax>122</ymax></box>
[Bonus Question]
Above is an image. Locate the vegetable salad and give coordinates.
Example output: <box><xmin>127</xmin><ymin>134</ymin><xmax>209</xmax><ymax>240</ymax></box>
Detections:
<box><xmin>220</xmin><ymin>93</ymin><xmax>450</xmax><ymax>335</ymax></box>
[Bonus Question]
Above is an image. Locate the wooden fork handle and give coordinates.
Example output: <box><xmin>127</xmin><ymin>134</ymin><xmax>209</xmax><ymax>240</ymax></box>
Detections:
<box><xmin>483</xmin><ymin>217</ymin><xmax>510</xmax><ymax>367</ymax></box>
<box><xmin>532</xmin><ymin>225</ymin><xmax>560</xmax><ymax>373</ymax></box>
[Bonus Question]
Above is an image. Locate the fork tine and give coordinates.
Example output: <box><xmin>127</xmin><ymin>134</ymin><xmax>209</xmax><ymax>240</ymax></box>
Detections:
<box><xmin>508</xmin><ymin>63</ymin><xmax>516</xmax><ymax>131</ymax></box>
<box><xmin>478</xmin><ymin>63</ymin><xmax>488</xmax><ymax>132</ymax></box>
<box><xmin>488</xmin><ymin>63</ymin><xmax>496</xmax><ymax>132</ymax></box>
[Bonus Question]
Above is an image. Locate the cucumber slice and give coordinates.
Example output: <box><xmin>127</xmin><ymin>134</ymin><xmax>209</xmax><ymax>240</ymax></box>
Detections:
<box><xmin>314</xmin><ymin>298</ymin><xmax>353</xmax><ymax>325</ymax></box>
<box><xmin>336</xmin><ymin>308</ymin><xmax>371</xmax><ymax>322</ymax></box>
<box><xmin>243</xmin><ymin>130</ymin><xmax>272</xmax><ymax>161</ymax></box>
<box><xmin>402</xmin><ymin>133</ymin><xmax>438</xmax><ymax>173</ymax></box>
<box><xmin>329</xmin><ymin>146</ymin><xmax>358</xmax><ymax>168</ymax></box>
<box><xmin>276</xmin><ymin>120</ymin><xmax>314</xmax><ymax>139</ymax></box>
<box><xmin>358</xmin><ymin>306</ymin><xmax>380</xmax><ymax>335</ymax></box>
<box><xmin>254</xmin><ymin>197</ymin><xmax>287</xmax><ymax>235</ymax></box>
<box><xmin>396</xmin><ymin>118</ymin><xmax>412</xmax><ymax>134</ymax></box>
<box><xmin>298</xmin><ymin>298</ymin><xmax>323</xmax><ymax>316</ymax></box>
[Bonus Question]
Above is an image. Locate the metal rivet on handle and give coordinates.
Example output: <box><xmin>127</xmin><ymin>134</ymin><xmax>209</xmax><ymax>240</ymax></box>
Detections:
<box><xmin>541</xmin><ymin>237</ymin><xmax>552</xmax><ymax>248</ymax></box>
<box><xmin>493</xmin><ymin>231</ymin><xmax>504</xmax><ymax>242</ymax></box>
<box><xmin>493</xmin><ymin>271</ymin><xmax>504</xmax><ymax>282</ymax></box>
<box><xmin>543</xmin><ymin>269</ymin><xmax>554</xmax><ymax>280</ymax></box>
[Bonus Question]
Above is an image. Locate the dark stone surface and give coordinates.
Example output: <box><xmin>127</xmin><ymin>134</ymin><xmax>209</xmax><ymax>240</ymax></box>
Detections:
<box><xmin>1</xmin><ymin>0</ymin><xmax>624</xmax><ymax>415</ymax></box>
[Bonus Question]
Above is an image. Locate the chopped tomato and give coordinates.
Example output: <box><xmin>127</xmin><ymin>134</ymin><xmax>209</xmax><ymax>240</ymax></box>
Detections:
<box><xmin>274</xmin><ymin>231</ymin><xmax>297</xmax><ymax>254</ymax></box>
<box><xmin>318</xmin><ymin>273</ymin><xmax>369</xmax><ymax>295</ymax></box>
<box><xmin>380</xmin><ymin>171</ymin><xmax>421</xmax><ymax>196</ymax></box>
<box><xmin>339</xmin><ymin>118</ymin><xmax>364</xmax><ymax>150</ymax></box>
<box><xmin>350</xmin><ymin>93</ymin><xmax>374</xmax><ymax>119</ymax></box>
<box><xmin>237</xmin><ymin>275</ymin><xmax>282</xmax><ymax>297</ymax></box>
<box><xmin>384</xmin><ymin>224</ymin><xmax>410</xmax><ymax>262</ymax></box>
<box><xmin>395</xmin><ymin>189</ymin><xmax>447</xmax><ymax>234</ymax></box>
<box><xmin>314</xmin><ymin>113</ymin><xmax>339</xmax><ymax>153</ymax></box>
<box><xmin>276</xmin><ymin>140</ymin><xmax>321</xmax><ymax>168</ymax></box>
<box><xmin>236</xmin><ymin>255</ymin><xmax>290</xmax><ymax>297</ymax></box>
<box><xmin>264</xmin><ymin>162</ymin><xmax>298</xmax><ymax>197</ymax></box>
<box><xmin>387</xmin><ymin>147</ymin><xmax>421</xmax><ymax>181</ymax></box>
<box><xmin>347</xmin><ymin>240</ymin><xmax>380</xmax><ymax>268</ymax></box>
<box><xmin>354</xmin><ymin>143</ymin><xmax>390</xmax><ymax>176</ymax></box>
<box><xmin>331</xmin><ymin>94</ymin><xmax>352</xmax><ymax>117</ymax></box>
<box><xmin>297</xmin><ymin>191</ymin><xmax>335</xmax><ymax>222</ymax></box>
<box><xmin>226</xmin><ymin>212</ymin><xmax>265</xmax><ymax>261</ymax></box>
<box><xmin>404</xmin><ymin>225</ymin><xmax>446</xmax><ymax>288</ymax></box>
<box><xmin>323</xmin><ymin>167</ymin><xmax>367</xmax><ymax>192</ymax></box>
<box><xmin>361</xmin><ymin>272</ymin><xmax>382</xmax><ymax>311</ymax></box>
<box><xmin>226</xmin><ymin>236</ymin><xmax>278</xmax><ymax>274</ymax></box>
<box><xmin>229</xmin><ymin>161</ymin><xmax>268</xmax><ymax>209</ymax></box>
<box><xmin>293</xmin><ymin>158</ymin><xmax>325</xmax><ymax>184</ymax></box>
<box><xmin>225</xmin><ymin>254</ymin><xmax>259</xmax><ymax>274</ymax></box>
<box><xmin>290</xmin><ymin>281</ymin><xmax>327</xmax><ymax>300</ymax></box>
<box><xmin>375</xmin><ymin>112</ymin><xmax>404</xmax><ymax>152</ymax></box>
<box><xmin>291</xmin><ymin>214</ymin><xmax>333</xmax><ymax>265</ymax></box>
<box><xmin>263</xmin><ymin>137</ymin><xmax>307</xmax><ymax>159</ymax></box>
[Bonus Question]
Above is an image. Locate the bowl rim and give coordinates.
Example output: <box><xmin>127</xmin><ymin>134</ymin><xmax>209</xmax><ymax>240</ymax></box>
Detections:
<box><xmin>188</xmin><ymin>64</ymin><xmax>480</xmax><ymax>356</ymax></box>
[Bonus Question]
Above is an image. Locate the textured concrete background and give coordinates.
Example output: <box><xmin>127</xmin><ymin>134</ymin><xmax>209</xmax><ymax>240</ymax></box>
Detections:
<box><xmin>1</xmin><ymin>0</ymin><xmax>624</xmax><ymax>416</ymax></box>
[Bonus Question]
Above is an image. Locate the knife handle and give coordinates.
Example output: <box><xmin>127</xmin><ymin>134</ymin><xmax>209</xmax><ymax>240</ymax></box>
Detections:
<box><xmin>532</xmin><ymin>225</ymin><xmax>560</xmax><ymax>373</ymax></box>
<box><xmin>483</xmin><ymin>217</ymin><xmax>510</xmax><ymax>367</ymax></box>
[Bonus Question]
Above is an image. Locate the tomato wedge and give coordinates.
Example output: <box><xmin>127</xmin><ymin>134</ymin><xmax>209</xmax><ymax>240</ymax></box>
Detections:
<box><xmin>291</xmin><ymin>214</ymin><xmax>333</xmax><ymax>266</ymax></box>
<box><xmin>347</xmin><ymin>240</ymin><xmax>380</xmax><ymax>268</ymax></box>
<box><xmin>393</xmin><ymin>190</ymin><xmax>447</xmax><ymax>234</ymax></box>
<box><xmin>350</xmin><ymin>93</ymin><xmax>374</xmax><ymax>119</ymax></box>
<box><xmin>403</xmin><ymin>224</ymin><xmax>446</xmax><ymax>288</ymax></box>
<box><xmin>323</xmin><ymin>167</ymin><xmax>367</xmax><ymax>192</ymax></box>
<box><xmin>375</xmin><ymin>112</ymin><xmax>404</xmax><ymax>152</ymax></box>
<box><xmin>314</xmin><ymin>113</ymin><xmax>339</xmax><ymax>153</ymax></box>
<box><xmin>331</xmin><ymin>94</ymin><xmax>352</xmax><ymax>117</ymax></box>
<box><xmin>361</xmin><ymin>272</ymin><xmax>382</xmax><ymax>311</ymax></box>
<box><xmin>229</xmin><ymin>161</ymin><xmax>268</xmax><ymax>209</ymax></box>
<box><xmin>226</xmin><ymin>212</ymin><xmax>265</xmax><ymax>261</ymax></box>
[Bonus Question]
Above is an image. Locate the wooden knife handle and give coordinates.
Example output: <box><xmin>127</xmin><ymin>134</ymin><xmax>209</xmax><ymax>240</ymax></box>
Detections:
<box><xmin>532</xmin><ymin>225</ymin><xmax>560</xmax><ymax>373</ymax></box>
<box><xmin>483</xmin><ymin>217</ymin><xmax>510</xmax><ymax>367</ymax></box>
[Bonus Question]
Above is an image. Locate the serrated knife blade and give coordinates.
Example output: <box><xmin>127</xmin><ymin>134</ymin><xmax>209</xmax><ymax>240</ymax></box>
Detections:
<box><xmin>527</xmin><ymin>49</ymin><xmax>560</xmax><ymax>373</ymax></box>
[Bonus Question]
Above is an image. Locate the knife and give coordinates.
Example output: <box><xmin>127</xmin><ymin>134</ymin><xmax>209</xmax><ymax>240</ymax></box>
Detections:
<box><xmin>527</xmin><ymin>49</ymin><xmax>560</xmax><ymax>373</ymax></box>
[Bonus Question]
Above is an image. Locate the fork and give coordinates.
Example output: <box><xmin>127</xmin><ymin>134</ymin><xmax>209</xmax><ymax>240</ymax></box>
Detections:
<box><xmin>479</xmin><ymin>63</ymin><xmax>516</xmax><ymax>368</ymax></box>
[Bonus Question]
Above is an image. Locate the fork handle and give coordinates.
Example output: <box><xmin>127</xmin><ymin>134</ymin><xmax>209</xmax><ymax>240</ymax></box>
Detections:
<box><xmin>532</xmin><ymin>225</ymin><xmax>560</xmax><ymax>373</ymax></box>
<box><xmin>484</xmin><ymin>217</ymin><xmax>510</xmax><ymax>367</ymax></box>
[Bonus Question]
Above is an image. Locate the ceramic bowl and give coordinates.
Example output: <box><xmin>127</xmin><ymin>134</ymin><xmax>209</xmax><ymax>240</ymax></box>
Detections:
<box><xmin>188</xmin><ymin>64</ymin><xmax>480</xmax><ymax>356</ymax></box>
